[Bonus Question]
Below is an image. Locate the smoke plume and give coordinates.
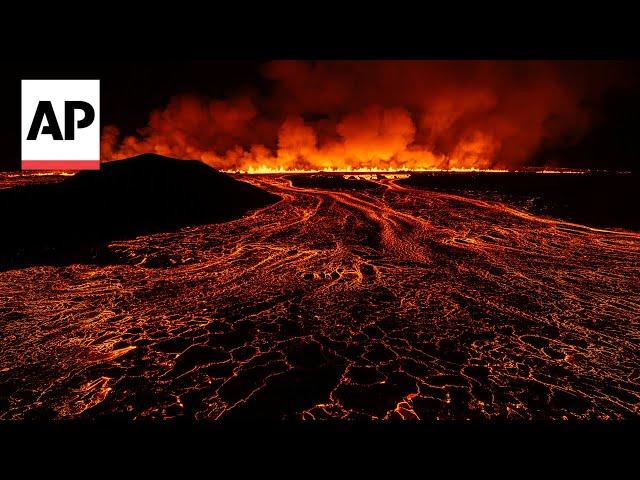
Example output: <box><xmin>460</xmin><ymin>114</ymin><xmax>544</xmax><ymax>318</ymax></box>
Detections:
<box><xmin>102</xmin><ymin>61</ymin><xmax>632</xmax><ymax>171</ymax></box>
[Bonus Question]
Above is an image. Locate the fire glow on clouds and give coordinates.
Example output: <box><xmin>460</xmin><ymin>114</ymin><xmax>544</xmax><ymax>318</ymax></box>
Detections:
<box><xmin>101</xmin><ymin>61</ymin><xmax>631</xmax><ymax>172</ymax></box>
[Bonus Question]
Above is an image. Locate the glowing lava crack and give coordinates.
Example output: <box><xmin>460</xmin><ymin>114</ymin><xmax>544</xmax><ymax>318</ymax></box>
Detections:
<box><xmin>0</xmin><ymin>174</ymin><xmax>639</xmax><ymax>420</ymax></box>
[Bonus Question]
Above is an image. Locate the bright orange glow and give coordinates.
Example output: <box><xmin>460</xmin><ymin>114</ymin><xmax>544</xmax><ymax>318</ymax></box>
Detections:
<box><xmin>228</xmin><ymin>165</ymin><xmax>513</xmax><ymax>174</ymax></box>
<box><xmin>225</xmin><ymin>166</ymin><xmax>590</xmax><ymax>175</ymax></box>
<box><xmin>101</xmin><ymin>61</ymin><xmax>632</xmax><ymax>172</ymax></box>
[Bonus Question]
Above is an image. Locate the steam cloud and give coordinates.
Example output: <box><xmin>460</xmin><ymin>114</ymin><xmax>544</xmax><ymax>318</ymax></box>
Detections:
<box><xmin>101</xmin><ymin>61</ymin><xmax>632</xmax><ymax>171</ymax></box>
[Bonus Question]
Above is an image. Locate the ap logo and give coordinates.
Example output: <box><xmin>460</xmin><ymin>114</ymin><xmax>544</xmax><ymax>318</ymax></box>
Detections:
<box><xmin>21</xmin><ymin>80</ymin><xmax>100</xmax><ymax>170</ymax></box>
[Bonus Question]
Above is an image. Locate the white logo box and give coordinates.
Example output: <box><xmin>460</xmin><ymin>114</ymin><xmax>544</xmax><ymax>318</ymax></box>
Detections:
<box><xmin>21</xmin><ymin>79</ymin><xmax>100</xmax><ymax>170</ymax></box>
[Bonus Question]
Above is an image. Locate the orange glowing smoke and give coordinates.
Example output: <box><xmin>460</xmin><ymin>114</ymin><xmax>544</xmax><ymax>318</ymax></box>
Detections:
<box><xmin>101</xmin><ymin>61</ymin><xmax>631</xmax><ymax>172</ymax></box>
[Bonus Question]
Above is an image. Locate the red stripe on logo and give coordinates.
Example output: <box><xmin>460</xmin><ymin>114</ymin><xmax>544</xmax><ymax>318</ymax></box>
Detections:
<box><xmin>22</xmin><ymin>160</ymin><xmax>100</xmax><ymax>170</ymax></box>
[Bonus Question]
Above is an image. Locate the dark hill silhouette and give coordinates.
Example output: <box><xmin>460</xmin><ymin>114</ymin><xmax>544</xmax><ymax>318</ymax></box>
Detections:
<box><xmin>0</xmin><ymin>154</ymin><xmax>280</xmax><ymax>270</ymax></box>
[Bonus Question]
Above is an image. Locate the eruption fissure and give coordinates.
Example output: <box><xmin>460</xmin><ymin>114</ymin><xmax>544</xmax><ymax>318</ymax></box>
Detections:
<box><xmin>101</xmin><ymin>61</ymin><xmax>632</xmax><ymax>172</ymax></box>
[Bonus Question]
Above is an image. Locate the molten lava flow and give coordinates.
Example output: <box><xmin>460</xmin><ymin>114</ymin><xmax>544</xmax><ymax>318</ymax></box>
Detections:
<box><xmin>224</xmin><ymin>166</ymin><xmax>590</xmax><ymax>175</ymax></box>
<box><xmin>101</xmin><ymin>61</ymin><xmax>634</xmax><ymax>172</ymax></box>
<box><xmin>1</xmin><ymin>174</ymin><xmax>639</xmax><ymax>420</ymax></box>
<box><xmin>227</xmin><ymin>166</ymin><xmax>513</xmax><ymax>174</ymax></box>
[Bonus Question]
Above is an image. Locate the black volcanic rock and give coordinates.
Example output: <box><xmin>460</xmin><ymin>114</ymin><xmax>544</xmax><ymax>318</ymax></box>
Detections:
<box><xmin>400</xmin><ymin>172</ymin><xmax>640</xmax><ymax>231</ymax></box>
<box><xmin>287</xmin><ymin>173</ymin><xmax>381</xmax><ymax>191</ymax></box>
<box><xmin>0</xmin><ymin>154</ymin><xmax>279</xmax><ymax>270</ymax></box>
